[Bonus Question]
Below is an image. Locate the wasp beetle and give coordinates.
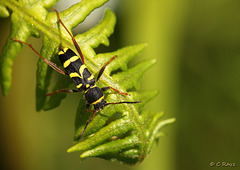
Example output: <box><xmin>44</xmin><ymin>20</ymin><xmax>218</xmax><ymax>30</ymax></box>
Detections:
<box><xmin>12</xmin><ymin>8</ymin><xmax>141</xmax><ymax>139</ymax></box>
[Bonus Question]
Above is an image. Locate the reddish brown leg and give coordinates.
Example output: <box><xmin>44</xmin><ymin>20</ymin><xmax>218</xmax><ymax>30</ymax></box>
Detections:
<box><xmin>45</xmin><ymin>89</ymin><xmax>79</xmax><ymax>96</ymax></box>
<box><xmin>98</xmin><ymin>55</ymin><xmax>129</xmax><ymax>96</ymax></box>
<box><xmin>101</xmin><ymin>86</ymin><xmax>129</xmax><ymax>96</ymax></box>
<box><xmin>97</xmin><ymin>55</ymin><xmax>117</xmax><ymax>81</ymax></box>
<box><xmin>52</xmin><ymin>8</ymin><xmax>85</xmax><ymax>63</ymax></box>
<box><xmin>78</xmin><ymin>110</ymin><xmax>98</xmax><ymax>140</ymax></box>
<box><xmin>11</xmin><ymin>39</ymin><xmax>66</xmax><ymax>75</ymax></box>
<box><xmin>105</xmin><ymin>101</ymin><xmax>141</xmax><ymax>106</ymax></box>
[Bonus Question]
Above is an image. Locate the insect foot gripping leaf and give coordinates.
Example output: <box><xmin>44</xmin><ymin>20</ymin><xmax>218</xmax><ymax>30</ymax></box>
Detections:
<box><xmin>0</xmin><ymin>0</ymin><xmax>175</xmax><ymax>165</ymax></box>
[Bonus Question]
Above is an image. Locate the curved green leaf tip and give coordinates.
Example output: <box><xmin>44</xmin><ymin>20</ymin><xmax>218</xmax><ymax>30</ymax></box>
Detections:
<box><xmin>0</xmin><ymin>0</ymin><xmax>175</xmax><ymax>165</ymax></box>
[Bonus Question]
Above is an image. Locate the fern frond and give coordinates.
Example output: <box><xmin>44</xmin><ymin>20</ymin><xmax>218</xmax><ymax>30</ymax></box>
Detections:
<box><xmin>0</xmin><ymin>0</ymin><xmax>175</xmax><ymax>165</ymax></box>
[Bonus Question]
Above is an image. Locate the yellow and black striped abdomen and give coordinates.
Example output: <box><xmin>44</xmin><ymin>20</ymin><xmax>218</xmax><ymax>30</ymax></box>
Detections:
<box><xmin>58</xmin><ymin>48</ymin><xmax>95</xmax><ymax>91</ymax></box>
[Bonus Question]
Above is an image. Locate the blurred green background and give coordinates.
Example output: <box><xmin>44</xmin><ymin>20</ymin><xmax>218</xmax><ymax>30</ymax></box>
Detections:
<box><xmin>1</xmin><ymin>0</ymin><xmax>240</xmax><ymax>169</ymax></box>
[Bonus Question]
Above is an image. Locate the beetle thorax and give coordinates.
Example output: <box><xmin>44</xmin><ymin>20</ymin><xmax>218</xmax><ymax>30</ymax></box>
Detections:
<box><xmin>85</xmin><ymin>86</ymin><xmax>106</xmax><ymax>110</ymax></box>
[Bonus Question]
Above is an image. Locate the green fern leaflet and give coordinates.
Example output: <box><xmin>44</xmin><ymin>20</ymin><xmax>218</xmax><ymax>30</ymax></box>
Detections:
<box><xmin>0</xmin><ymin>0</ymin><xmax>175</xmax><ymax>165</ymax></box>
